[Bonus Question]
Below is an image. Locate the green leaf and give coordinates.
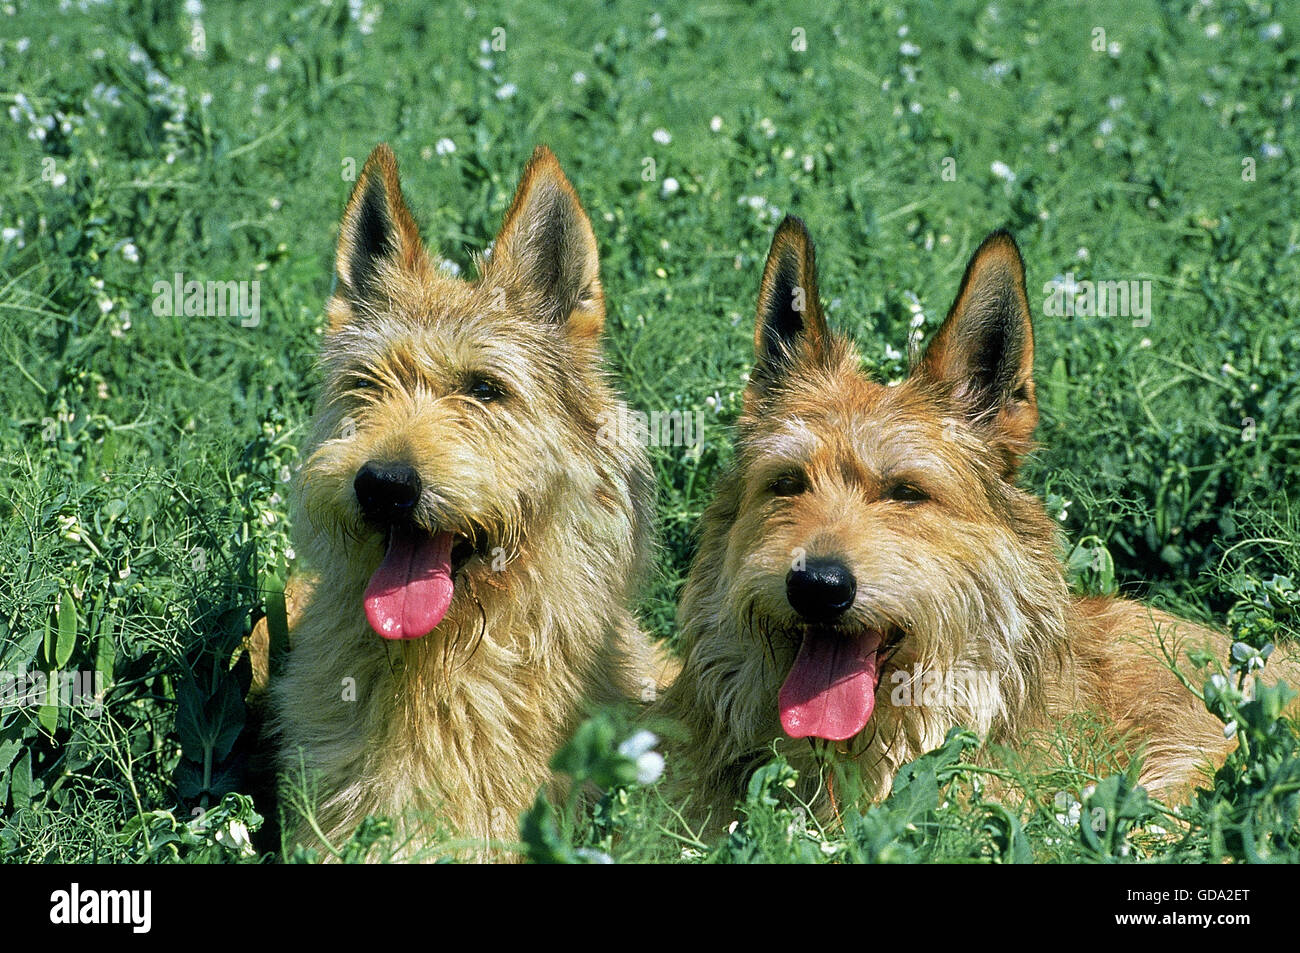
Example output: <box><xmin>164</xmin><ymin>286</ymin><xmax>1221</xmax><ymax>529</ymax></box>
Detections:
<box><xmin>9</xmin><ymin>747</ymin><xmax>41</xmax><ymax>808</ymax></box>
<box><xmin>175</xmin><ymin>675</ymin><xmax>246</xmax><ymax>767</ymax></box>
<box><xmin>263</xmin><ymin>571</ymin><xmax>290</xmax><ymax>677</ymax></box>
<box><xmin>519</xmin><ymin>794</ymin><xmax>577</xmax><ymax>864</ymax></box>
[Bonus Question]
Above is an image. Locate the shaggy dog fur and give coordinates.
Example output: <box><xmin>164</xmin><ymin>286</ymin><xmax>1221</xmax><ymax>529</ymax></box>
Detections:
<box><xmin>656</xmin><ymin>217</ymin><xmax>1299</xmax><ymax>828</ymax></box>
<box><xmin>269</xmin><ymin>144</ymin><xmax>659</xmax><ymax>859</ymax></box>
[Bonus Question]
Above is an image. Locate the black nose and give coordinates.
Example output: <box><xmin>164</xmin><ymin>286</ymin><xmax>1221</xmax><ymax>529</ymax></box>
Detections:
<box><xmin>354</xmin><ymin>461</ymin><xmax>422</xmax><ymax>524</ymax></box>
<box><xmin>786</xmin><ymin>558</ymin><xmax>857</xmax><ymax>621</ymax></box>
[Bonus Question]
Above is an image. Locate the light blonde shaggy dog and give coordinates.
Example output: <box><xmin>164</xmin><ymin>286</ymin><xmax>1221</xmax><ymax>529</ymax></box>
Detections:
<box><xmin>656</xmin><ymin>217</ymin><xmax>1299</xmax><ymax>828</ymax></box>
<box><xmin>270</xmin><ymin>144</ymin><xmax>658</xmax><ymax>859</ymax></box>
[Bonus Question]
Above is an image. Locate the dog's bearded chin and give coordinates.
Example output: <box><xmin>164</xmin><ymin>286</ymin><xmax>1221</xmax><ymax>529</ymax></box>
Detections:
<box><xmin>363</xmin><ymin>526</ymin><xmax>456</xmax><ymax>640</ymax></box>
<box><xmin>778</xmin><ymin>629</ymin><xmax>884</xmax><ymax>741</ymax></box>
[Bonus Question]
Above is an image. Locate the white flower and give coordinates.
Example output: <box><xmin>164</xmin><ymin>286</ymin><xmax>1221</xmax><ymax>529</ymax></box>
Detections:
<box><xmin>495</xmin><ymin>82</ymin><xmax>517</xmax><ymax>100</ymax></box>
<box><xmin>1263</xmin><ymin>23</ymin><xmax>1283</xmax><ymax>40</ymax></box>
<box><xmin>652</xmin><ymin>127</ymin><xmax>672</xmax><ymax>144</ymax></box>
<box><xmin>1205</xmin><ymin>23</ymin><xmax>1222</xmax><ymax>39</ymax></box>
<box><xmin>121</xmin><ymin>242</ymin><xmax>140</xmax><ymax>263</ymax></box>
<box><xmin>571</xmin><ymin>70</ymin><xmax>587</xmax><ymax>85</ymax></box>
<box><xmin>990</xmin><ymin>160</ymin><xmax>1015</xmax><ymax>182</ymax></box>
<box><xmin>633</xmin><ymin>750</ymin><xmax>664</xmax><ymax>784</ymax></box>
<box><xmin>1261</xmin><ymin>142</ymin><xmax>1282</xmax><ymax>159</ymax></box>
<box><xmin>435</xmin><ymin>137</ymin><xmax>456</xmax><ymax>156</ymax></box>
<box><xmin>899</xmin><ymin>41</ymin><xmax>920</xmax><ymax>56</ymax></box>
<box><xmin>709</xmin><ymin>115</ymin><xmax>722</xmax><ymax>132</ymax></box>
<box><xmin>574</xmin><ymin>848</ymin><xmax>614</xmax><ymax>864</ymax></box>
<box><xmin>215</xmin><ymin>819</ymin><xmax>253</xmax><ymax>855</ymax></box>
<box><xmin>660</xmin><ymin>176</ymin><xmax>679</xmax><ymax>197</ymax></box>
<box><xmin>619</xmin><ymin>730</ymin><xmax>658</xmax><ymax>759</ymax></box>
<box><xmin>1223</xmin><ymin>720</ymin><xmax>1237</xmax><ymax>739</ymax></box>
<box><xmin>266</xmin><ymin>54</ymin><xmax>281</xmax><ymax>71</ymax></box>
<box><xmin>1055</xmin><ymin>796</ymin><xmax>1082</xmax><ymax>827</ymax></box>
<box><xmin>437</xmin><ymin>259</ymin><xmax>461</xmax><ymax>277</ymax></box>
<box><xmin>619</xmin><ymin>730</ymin><xmax>664</xmax><ymax>784</ymax></box>
<box><xmin>1</xmin><ymin>227</ymin><xmax>21</xmax><ymax>243</ymax></box>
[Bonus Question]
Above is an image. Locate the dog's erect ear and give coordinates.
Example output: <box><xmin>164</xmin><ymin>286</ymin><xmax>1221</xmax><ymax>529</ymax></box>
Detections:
<box><xmin>751</xmin><ymin>216</ymin><xmax>830</xmax><ymax>391</ymax></box>
<box><xmin>334</xmin><ymin>144</ymin><xmax>427</xmax><ymax>307</ymax></box>
<box><xmin>916</xmin><ymin>229</ymin><xmax>1037</xmax><ymax>471</ymax></box>
<box><xmin>486</xmin><ymin>146</ymin><xmax>604</xmax><ymax>341</ymax></box>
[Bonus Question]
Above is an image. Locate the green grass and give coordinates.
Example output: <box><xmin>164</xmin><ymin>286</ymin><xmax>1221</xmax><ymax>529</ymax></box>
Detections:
<box><xmin>1</xmin><ymin>0</ymin><xmax>1298</xmax><ymax>863</ymax></box>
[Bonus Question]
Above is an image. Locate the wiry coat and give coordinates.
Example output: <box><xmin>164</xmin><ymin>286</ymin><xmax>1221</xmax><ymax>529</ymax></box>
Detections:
<box><xmin>656</xmin><ymin>219</ymin><xmax>1298</xmax><ymax>828</ymax></box>
<box><xmin>270</xmin><ymin>145</ymin><xmax>657</xmax><ymax>858</ymax></box>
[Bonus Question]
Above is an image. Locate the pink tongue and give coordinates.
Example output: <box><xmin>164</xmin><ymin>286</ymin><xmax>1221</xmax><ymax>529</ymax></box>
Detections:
<box><xmin>363</xmin><ymin>528</ymin><xmax>455</xmax><ymax>640</ymax></box>
<box><xmin>778</xmin><ymin>630</ymin><xmax>882</xmax><ymax>741</ymax></box>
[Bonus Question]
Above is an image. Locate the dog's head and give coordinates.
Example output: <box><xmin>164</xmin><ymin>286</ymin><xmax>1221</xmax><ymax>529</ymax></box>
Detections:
<box><xmin>297</xmin><ymin>144</ymin><xmax>634</xmax><ymax>641</ymax></box>
<box><xmin>700</xmin><ymin>217</ymin><xmax>1065</xmax><ymax>750</ymax></box>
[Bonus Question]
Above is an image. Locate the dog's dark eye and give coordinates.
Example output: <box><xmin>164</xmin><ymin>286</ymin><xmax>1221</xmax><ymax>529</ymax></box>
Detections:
<box><xmin>884</xmin><ymin>482</ymin><xmax>929</xmax><ymax>504</ymax></box>
<box><xmin>348</xmin><ymin>375</ymin><xmax>379</xmax><ymax>392</ymax></box>
<box><xmin>466</xmin><ymin>377</ymin><xmax>506</xmax><ymax>403</ymax></box>
<box><xmin>769</xmin><ymin>472</ymin><xmax>807</xmax><ymax>497</ymax></box>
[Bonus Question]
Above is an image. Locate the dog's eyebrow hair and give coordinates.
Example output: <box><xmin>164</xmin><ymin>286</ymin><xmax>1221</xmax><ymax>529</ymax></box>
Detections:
<box><xmin>749</xmin><ymin>420</ymin><xmax>819</xmax><ymax>459</ymax></box>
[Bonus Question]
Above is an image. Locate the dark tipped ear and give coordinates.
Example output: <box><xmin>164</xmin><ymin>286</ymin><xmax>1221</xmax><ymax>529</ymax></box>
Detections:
<box><xmin>751</xmin><ymin>216</ymin><xmax>829</xmax><ymax>390</ymax></box>
<box><xmin>916</xmin><ymin>229</ymin><xmax>1037</xmax><ymax>472</ymax></box>
<box><xmin>334</xmin><ymin>144</ymin><xmax>426</xmax><ymax>306</ymax></box>
<box><xmin>485</xmin><ymin>146</ymin><xmax>604</xmax><ymax>341</ymax></box>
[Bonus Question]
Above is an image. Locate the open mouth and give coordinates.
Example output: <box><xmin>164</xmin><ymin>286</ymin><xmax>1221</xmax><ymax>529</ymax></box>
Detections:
<box><xmin>777</xmin><ymin>626</ymin><xmax>904</xmax><ymax>741</ymax></box>
<box><xmin>362</xmin><ymin>526</ymin><xmax>483</xmax><ymax>641</ymax></box>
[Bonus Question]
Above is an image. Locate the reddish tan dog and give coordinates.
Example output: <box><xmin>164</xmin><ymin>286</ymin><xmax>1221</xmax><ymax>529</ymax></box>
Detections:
<box><xmin>657</xmin><ymin>217</ymin><xmax>1299</xmax><ymax>826</ymax></box>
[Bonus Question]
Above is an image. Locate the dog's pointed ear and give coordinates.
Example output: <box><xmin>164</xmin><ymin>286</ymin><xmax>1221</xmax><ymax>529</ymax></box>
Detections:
<box><xmin>486</xmin><ymin>146</ymin><xmax>604</xmax><ymax>342</ymax></box>
<box><xmin>333</xmin><ymin>144</ymin><xmax>427</xmax><ymax>314</ymax></box>
<box><xmin>916</xmin><ymin>229</ymin><xmax>1037</xmax><ymax>472</ymax></box>
<box><xmin>750</xmin><ymin>216</ymin><xmax>829</xmax><ymax>393</ymax></box>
